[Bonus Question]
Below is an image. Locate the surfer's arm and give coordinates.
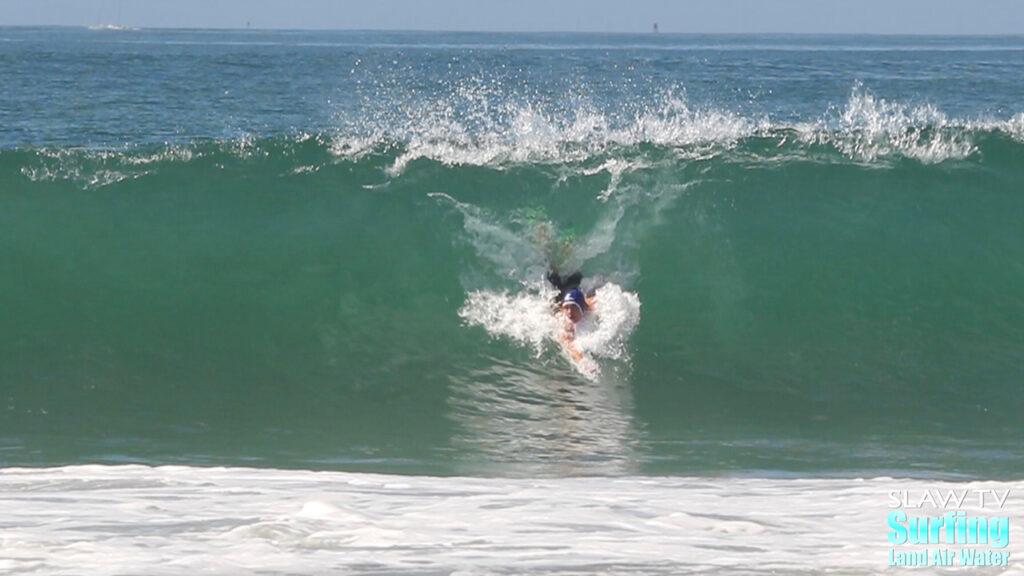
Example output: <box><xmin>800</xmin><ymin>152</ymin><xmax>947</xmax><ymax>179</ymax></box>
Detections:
<box><xmin>558</xmin><ymin>328</ymin><xmax>584</xmax><ymax>362</ymax></box>
<box><xmin>546</xmin><ymin>270</ymin><xmax>562</xmax><ymax>289</ymax></box>
<box><xmin>548</xmin><ymin>270</ymin><xmax>583</xmax><ymax>291</ymax></box>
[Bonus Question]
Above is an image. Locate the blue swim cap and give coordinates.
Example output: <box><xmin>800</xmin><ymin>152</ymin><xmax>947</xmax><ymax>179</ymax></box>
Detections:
<box><xmin>561</xmin><ymin>288</ymin><xmax>586</xmax><ymax>312</ymax></box>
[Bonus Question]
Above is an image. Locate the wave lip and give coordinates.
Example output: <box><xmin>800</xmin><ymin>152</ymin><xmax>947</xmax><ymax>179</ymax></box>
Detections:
<box><xmin>328</xmin><ymin>85</ymin><xmax>763</xmax><ymax>174</ymax></box>
<box><xmin>9</xmin><ymin>83</ymin><xmax>1024</xmax><ymax>191</ymax></box>
<box><xmin>326</xmin><ymin>82</ymin><xmax>1024</xmax><ymax>171</ymax></box>
<box><xmin>17</xmin><ymin>144</ymin><xmax>199</xmax><ymax>189</ymax></box>
<box><xmin>793</xmin><ymin>84</ymin><xmax>979</xmax><ymax>164</ymax></box>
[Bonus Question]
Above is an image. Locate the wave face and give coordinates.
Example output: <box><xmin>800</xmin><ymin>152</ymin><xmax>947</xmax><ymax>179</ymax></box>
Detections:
<box><xmin>2</xmin><ymin>29</ymin><xmax>1024</xmax><ymax>478</ymax></box>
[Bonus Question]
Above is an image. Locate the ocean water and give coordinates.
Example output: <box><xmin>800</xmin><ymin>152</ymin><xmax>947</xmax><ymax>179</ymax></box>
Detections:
<box><xmin>2</xmin><ymin>27</ymin><xmax>1024</xmax><ymax>574</ymax></box>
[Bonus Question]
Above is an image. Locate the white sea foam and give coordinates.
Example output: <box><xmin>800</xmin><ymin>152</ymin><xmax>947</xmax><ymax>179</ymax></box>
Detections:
<box><xmin>20</xmin><ymin>84</ymin><xmax>1024</xmax><ymax>192</ymax></box>
<box><xmin>330</xmin><ymin>85</ymin><xmax>759</xmax><ymax>173</ymax></box>
<box><xmin>2</xmin><ymin>465</ymin><xmax>1022</xmax><ymax>575</ymax></box>
<box><xmin>1006</xmin><ymin>112</ymin><xmax>1024</xmax><ymax>142</ymax></box>
<box><xmin>796</xmin><ymin>84</ymin><xmax>980</xmax><ymax>164</ymax></box>
<box><xmin>325</xmin><ymin>81</ymin><xmax>1024</xmax><ymax>171</ymax></box>
<box><xmin>459</xmin><ymin>283</ymin><xmax>641</xmax><ymax>379</ymax></box>
<box><xmin>459</xmin><ymin>287</ymin><xmax>561</xmax><ymax>355</ymax></box>
<box><xmin>571</xmin><ymin>284</ymin><xmax>642</xmax><ymax>361</ymax></box>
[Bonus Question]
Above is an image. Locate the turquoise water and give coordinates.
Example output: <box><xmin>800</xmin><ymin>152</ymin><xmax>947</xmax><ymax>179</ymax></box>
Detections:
<box><xmin>2</xmin><ymin>28</ymin><xmax>1023</xmax><ymax>478</ymax></box>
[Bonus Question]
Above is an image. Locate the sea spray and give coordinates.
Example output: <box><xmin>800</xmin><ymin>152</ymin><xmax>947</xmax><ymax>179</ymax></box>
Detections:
<box><xmin>459</xmin><ymin>283</ymin><xmax>641</xmax><ymax>378</ymax></box>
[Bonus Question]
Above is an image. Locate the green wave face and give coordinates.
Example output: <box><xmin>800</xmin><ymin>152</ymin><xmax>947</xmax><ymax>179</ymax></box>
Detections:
<box><xmin>3</xmin><ymin>29</ymin><xmax>1024</xmax><ymax>477</ymax></box>
<box><xmin>2</xmin><ymin>130</ymin><xmax>1022</xmax><ymax>477</ymax></box>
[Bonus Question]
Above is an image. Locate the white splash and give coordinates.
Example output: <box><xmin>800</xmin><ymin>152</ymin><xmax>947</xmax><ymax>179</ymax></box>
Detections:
<box><xmin>459</xmin><ymin>283</ymin><xmax>641</xmax><ymax>379</ymax></box>
<box><xmin>801</xmin><ymin>84</ymin><xmax>978</xmax><ymax>164</ymax></box>
<box><xmin>459</xmin><ymin>287</ymin><xmax>561</xmax><ymax>356</ymax></box>
<box><xmin>571</xmin><ymin>283</ymin><xmax>642</xmax><ymax>362</ymax></box>
<box><xmin>1006</xmin><ymin>112</ymin><xmax>1024</xmax><ymax>143</ymax></box>
<box><xmin>327</xmin><ymin>80</ymin><xmax>1024</xmax><ymax>170</ymax></box>
<box><xmin>329</xmin><ymin>85</ymin><xmax>758</xmax><ymax>173</ymax></box>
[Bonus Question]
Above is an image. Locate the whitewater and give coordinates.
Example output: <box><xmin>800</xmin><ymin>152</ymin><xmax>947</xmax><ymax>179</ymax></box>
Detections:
<box><xmin>3</xmin><ymin>466</ymin><xmax>1022</xmax><ymax>575</ymax></box>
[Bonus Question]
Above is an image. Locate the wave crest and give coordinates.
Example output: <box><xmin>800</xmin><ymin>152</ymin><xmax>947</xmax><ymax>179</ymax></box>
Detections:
<box><xmin>325</xmin><ymin>82</ymin><xmax>1024</xmax><ymax>170</ymax></box>
<box><xmin>10</xmin><ymin>82</ymin><xmax>1024</xmax><ymax>191</ymax></box>
<box><xmin>329</xmin><ymin>85</ymin><xmax>759</xmax><ymax>174</ymax></box>
<box><xmin>798</xmin><ymin>85</ymin><xmax>978</xmax><ymax>164</ymax></box>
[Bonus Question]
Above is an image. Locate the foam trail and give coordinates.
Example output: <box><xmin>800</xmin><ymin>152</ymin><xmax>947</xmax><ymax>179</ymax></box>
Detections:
<box><xmin>430</xmin><ymin>192</ymin><xmax>548</xmax><ymax>281</ymax></box>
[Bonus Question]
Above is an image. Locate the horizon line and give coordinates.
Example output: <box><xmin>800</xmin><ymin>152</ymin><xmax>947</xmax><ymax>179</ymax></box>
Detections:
<box><xmin>4</xmin><ymin>25</ymin><xmax>1024</xmax><ymax>38</ymax></box>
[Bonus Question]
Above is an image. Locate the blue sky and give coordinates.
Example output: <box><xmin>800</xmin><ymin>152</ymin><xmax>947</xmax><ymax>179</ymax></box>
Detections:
<box><xmin>3</xmin><ymin>0</ymin><xmax>1023</xmax><ymax>34</ymax></box>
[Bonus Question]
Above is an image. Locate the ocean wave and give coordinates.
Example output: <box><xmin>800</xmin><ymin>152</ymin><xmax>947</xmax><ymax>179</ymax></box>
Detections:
<box><xmin>8</xmin><ymin>89</ymin><xmax>1024</xmax><ymax>190</ymax></box>
<box><xmin>4</xmin><ymin>101</ymin><xmax>1023</xmax><ymax>476</ymax></box>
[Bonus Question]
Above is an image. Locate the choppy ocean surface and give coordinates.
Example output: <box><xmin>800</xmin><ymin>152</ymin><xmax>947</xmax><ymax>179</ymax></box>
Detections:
<box><xmin>2</xmin><ymin>27</ymin><xmax>1024</xmax><ymax>574</ymax></box>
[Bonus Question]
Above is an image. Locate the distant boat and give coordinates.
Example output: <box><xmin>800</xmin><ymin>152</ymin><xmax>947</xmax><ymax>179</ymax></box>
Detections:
<box><xmin>87</xmin><ymin>23</ymin><xmax>135</xmax><ymax>31</ymax></box>
<box><xmin>88</xmin><ymin>0</ymin><xmax>136</xmax><ymax>31</ymax></box>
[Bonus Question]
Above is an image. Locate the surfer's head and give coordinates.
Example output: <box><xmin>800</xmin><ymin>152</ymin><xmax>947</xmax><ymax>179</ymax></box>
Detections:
<box><xmin>561</xmin><ymin>288</ymin><xmax>586</xmax><ymax>322</ymax></box>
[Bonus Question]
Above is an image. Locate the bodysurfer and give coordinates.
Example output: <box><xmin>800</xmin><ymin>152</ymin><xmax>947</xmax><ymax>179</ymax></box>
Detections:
<box><xmin>547</xmin><ymin>270</ymin><xmax>597</xmax><ymax>362</ymax></box>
